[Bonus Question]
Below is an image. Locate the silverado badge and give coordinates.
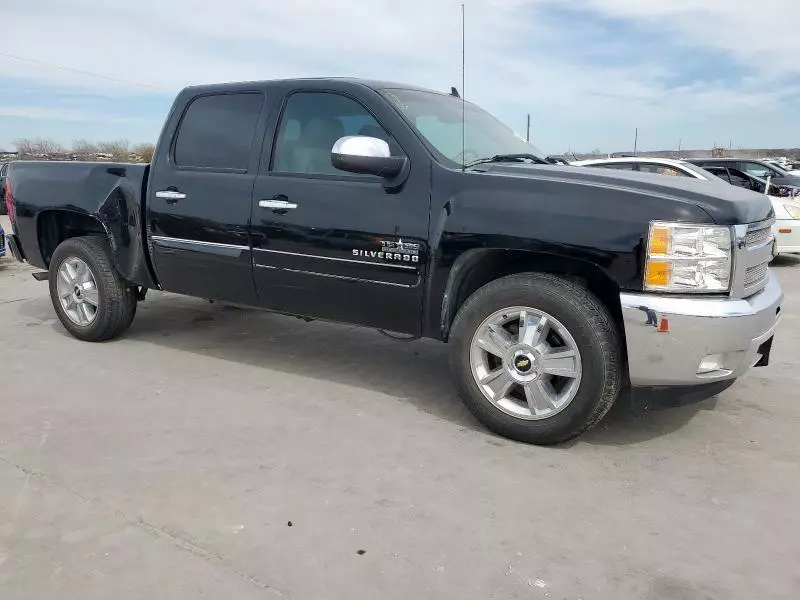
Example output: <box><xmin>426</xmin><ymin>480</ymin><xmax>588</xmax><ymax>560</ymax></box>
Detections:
<box><xmin>353</xmin><ymin>239</ymin><xmax>421</xmax><ymax>264</ymax></box>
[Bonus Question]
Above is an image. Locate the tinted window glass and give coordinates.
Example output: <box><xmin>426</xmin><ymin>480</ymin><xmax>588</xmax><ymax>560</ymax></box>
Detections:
<box><xmin>0</xmin><ymin>164</ymin><xmax>7</xmax><ymax>176</ymax></box>
<box><xmin>174</xmin><ymin>93</ymin><xmax>263</xmax><ymax>170</ymax></box>
<box><xmin>273</xmin><ymin>92</ymin><xmax>393</xmax><ymax>176</ymax></box>
<box><xmin>638</xmin><ymin>163</ymin><xmax>691</xmax><ymax>177</ymax></box>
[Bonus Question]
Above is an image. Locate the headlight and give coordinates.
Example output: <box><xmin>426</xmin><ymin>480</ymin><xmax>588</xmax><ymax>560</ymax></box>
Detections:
<box><xmin>784</xmin><ymin>204</ymin><xmax>800</xmax><ymax>220</ymax></box>
<box><xmin>645</xmin><ymin>222</ymin><xmax>732</xmax><ymax>292</ymax></box>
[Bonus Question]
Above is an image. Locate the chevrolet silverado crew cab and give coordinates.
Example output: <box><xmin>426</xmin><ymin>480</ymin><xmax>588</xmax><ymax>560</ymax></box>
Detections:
<box><xmin>4</xmin><ymin>78</ymin><xmax>783</xmax><ymax>444</ymax></box>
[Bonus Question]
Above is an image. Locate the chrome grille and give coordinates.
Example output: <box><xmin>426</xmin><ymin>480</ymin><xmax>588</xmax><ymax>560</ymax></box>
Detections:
<box><xmin>744</xmin><ymin>261</ymin><xmax>769</xmax><ymax>289</ymax></box>
<box><xmin>730</xmin><ymin>218</ymin><xmax>774</xmax><ymax>298</ymax></box>
<box><xmin>745</xmin><ymin>226</ymin><xmax>772</xmax><ymax>248</ymax></box>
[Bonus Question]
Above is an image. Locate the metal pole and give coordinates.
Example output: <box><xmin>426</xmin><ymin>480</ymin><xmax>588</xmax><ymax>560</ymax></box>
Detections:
<box><xmin>526</xmin><ymin>113</ymin><xmax>530</xmax><ymax>143</ymax></box>
<box><xmin>634</xmin><ymin>128</ymin><xmax>638</xmax><ymax>156</ymax></box>
<box><xmin>461</xmin><ymin>3</ymin><xmax>465</xmax><ymax>171</ymax></box>
<box><xmin>678</xmin><ymin>138</ymin><xmax>682</xmax><ymax>158</ymax></box>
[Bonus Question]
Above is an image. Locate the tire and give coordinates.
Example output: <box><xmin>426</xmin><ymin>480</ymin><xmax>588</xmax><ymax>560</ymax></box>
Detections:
<box><xmin>449</xmin><ymin>273</ymin><xmax>622</xmax><ymax>445</ymax></box>
<box><xmin>48</xmin><ymin>236</ymin><xmax>137</xmax><ymax>342</ymax></box>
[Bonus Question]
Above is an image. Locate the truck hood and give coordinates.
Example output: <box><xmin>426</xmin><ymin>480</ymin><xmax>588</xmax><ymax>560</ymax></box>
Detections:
<box><xmin>476</xmin><ymin>163</ymin><xmax>773</xmax><ymax>225</ymax></box>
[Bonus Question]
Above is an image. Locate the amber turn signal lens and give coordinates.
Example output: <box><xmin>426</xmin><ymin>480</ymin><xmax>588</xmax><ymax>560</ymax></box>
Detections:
<box><xmin>648</xmin><ymin>226</ymin><xmax>670</xmax><ymax>256</ymax></box>
<box><xmin>645</xmin><ymin>260</ymin><xmax>671</xmax><ymax>288</ymax></box>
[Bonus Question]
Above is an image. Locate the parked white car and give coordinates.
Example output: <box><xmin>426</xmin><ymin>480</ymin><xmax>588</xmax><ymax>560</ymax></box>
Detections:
<box><xmin>572</xmin><ymin>157</ymin><xmax>800</xmax><ymax>257</ymax></box>
<box><xmin>765</xmin><ymin>158</ymin><xmax>800</xmax><ymax>176</ymax></box>
<box><xmin>571</xmin><ymin>157</ymin><xmax>717</xmax><ymax>179</ymax></box>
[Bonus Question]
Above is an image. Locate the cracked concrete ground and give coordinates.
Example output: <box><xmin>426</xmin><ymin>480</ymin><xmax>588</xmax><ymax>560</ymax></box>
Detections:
<box><xmin>2</xmin><ymin>215</ymin><xmax>799</xmax><ymax>599</ymax></box>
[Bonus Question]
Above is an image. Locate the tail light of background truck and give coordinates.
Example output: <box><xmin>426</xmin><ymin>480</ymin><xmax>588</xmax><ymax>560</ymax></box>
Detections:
<box><xmin>4</xmin><ymin>181</ymin><xmax>14</xmax><ymax>223</ymax></box>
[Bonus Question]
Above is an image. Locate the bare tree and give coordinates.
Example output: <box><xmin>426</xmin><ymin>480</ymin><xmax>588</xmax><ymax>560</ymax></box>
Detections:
<box><xmin>13</xmin><ymin>137</ymin><xmax>64</xmax><ymax>157</ymax></box>
<box><xmin>72</xmin><ymin>139</ymin><xmax>98</xmax><ymax>155</ymax></box>
<box><xmin>132</xmin><ymin>143</ymin><xmax>155</xmax><ymax>163</ymax></box>
<box><xmin>97</xmin><ymin>139</ymin><xmax>130</xmax><ymax>162</ymax></box>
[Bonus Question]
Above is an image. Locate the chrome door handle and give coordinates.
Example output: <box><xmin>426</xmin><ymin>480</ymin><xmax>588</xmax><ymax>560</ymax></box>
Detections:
<box><xmin>156</xmin><ymin>190</ymin><xmax>187</xmax><ymax>201</ymax></box>
<box><xmin>259</xmin><ymin>199</ymin><xmax>298</xmax><ymax>210</ymax></box>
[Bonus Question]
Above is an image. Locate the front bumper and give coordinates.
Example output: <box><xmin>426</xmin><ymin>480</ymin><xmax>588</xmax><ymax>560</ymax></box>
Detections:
<box><xmin>774</xmin><ymin>219</ymin><xmax>800</xmax><ymax>253</ymax></box>
<box><xmin>621</xmin><ymin>273</ymin><xmax>783</xmax><ymax>386</ymax></box>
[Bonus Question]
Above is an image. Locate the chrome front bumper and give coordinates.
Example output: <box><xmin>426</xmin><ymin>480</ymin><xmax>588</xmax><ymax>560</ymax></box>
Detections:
<box><xmin>621</xmin><ymin>272</ymin><xmax>783</xmax><ymax>386</ymax></box>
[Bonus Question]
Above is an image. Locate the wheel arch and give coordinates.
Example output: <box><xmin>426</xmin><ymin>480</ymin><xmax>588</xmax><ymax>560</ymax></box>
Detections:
<box><xmin>37</xmin><ymin>209</ymin><xmax>110</xmax><ymax>268</ymax></box>
<box><xmin>438</xmin><ymin>249</ymin><xmax>624</xmax><ymax>345</ymax></box>
<box><xmin>35</xmin><ymin>207</ymin><xmax>156</xmax><ymax>289</ymax></box>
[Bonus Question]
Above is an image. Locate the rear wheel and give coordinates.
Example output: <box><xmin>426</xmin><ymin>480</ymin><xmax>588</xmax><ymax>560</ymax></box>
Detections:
<box><xmin>449</xmin><ymin>273</ymin><xmax>622</xmax><ymax>444</ymax></box>
<box><xmin>49</xmin><ymin>236</ymin><xmax>137</xmax><ymax>342</ymax></box>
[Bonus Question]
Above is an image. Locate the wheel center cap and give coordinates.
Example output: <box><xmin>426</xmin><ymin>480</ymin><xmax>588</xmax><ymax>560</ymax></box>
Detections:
<box><xmin>512</xmin><ymin>351</ymin><xmax>535</xmax><ymax>374</ymax></box>
<box><xmin>73</xmin><ymin>285</ymin><xmax>83</xmax><ymax>302</ymax></box>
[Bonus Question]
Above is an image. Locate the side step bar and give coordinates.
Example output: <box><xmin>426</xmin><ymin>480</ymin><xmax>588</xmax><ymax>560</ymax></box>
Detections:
<box><xmin>31</xmin><ymin>271</ymin><xmax>49</xmax><ymax>281</ymax></box>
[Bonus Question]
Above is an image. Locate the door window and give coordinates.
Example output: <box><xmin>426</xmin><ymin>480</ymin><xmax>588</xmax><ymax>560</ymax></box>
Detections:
<box><xmin>173</xmin><ymin>93</ymin><xmax>264</xmax><ymax>170</ymax></box>
<box><xmin>272</xmin><ymin>92</ymin><xmax>394</xmax><ymax>176</ymax></box>
<box><xmin>741</xmin><ymin>162</ymin><xmax>777</xmax><ymax>179</ymax></box>
<box><xmin>727</xmin><ymin>168</ymin><xmax>763</xmax><ymax>191</ymax></box>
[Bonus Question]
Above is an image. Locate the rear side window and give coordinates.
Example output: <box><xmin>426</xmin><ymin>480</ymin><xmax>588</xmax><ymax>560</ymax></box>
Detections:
<box><xmin>174</xmin><ymin>93</ymin><xmax>264</xmax><ymax>170</ymax></box>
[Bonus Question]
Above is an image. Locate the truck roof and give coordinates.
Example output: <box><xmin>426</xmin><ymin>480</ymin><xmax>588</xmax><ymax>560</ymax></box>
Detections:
<box><xmin>181</xmin><ymin>77</ymin><xmax>441</xmax><ymax>96</ymax></box>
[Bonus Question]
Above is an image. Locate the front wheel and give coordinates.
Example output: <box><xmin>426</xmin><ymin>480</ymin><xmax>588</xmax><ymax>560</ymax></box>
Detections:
<box><xmin>449</xmin><ymin>273</ymin><xmax>622</xmax><ymax>445</ymax></box>
<box><xmin>49</xmin><ymin>236</ymin><xmax>137</xmax><ymax>342</ymax></box>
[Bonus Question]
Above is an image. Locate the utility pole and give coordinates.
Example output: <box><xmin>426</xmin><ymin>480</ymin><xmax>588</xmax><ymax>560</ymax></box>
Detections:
<box><xmin>678</xmin><ymin>138</ymin><xmax>682</xmax><ymax>158</ymax></box>
<box><xmin>526</xmin><ymin>113</ymin><xmax>531</xmax><ymax>143</ymax></box>
<box><xmin>634</xmin><ymin>128</ymin><xmax>638</xmax><ymax>156</ymax></box>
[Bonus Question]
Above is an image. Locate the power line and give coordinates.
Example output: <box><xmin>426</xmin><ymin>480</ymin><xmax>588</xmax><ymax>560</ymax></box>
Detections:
<box><xmin>0</xmin><ymin>52</ymin><xmax>170</xmax><ymax>92</ymax></box>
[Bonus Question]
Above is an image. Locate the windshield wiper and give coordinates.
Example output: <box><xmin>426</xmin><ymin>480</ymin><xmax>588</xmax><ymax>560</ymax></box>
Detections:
<box><xmin>464</xmin><ymin>153</ymin><xmax>550</xmax><ymax>168</ymax></box>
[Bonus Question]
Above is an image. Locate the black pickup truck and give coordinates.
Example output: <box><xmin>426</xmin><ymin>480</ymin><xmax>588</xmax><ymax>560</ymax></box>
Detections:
<box><xmin>4</xmin><ymin>78</ymin><xmax>783</xmax><ymax>444</ymax></box>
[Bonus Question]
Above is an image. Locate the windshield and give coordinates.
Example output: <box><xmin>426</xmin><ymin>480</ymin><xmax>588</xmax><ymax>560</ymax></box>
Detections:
<box><xmin>381</xmin><ymin>88</ymin><xmax>546</xmax><ymax>166</ymax></box>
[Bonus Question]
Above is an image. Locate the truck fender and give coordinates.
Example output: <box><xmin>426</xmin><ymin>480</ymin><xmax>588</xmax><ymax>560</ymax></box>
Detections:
<box><xmin>435</xmin><ymin>247</ymin><xmax>623</xmax><ymax>341</ymax></box>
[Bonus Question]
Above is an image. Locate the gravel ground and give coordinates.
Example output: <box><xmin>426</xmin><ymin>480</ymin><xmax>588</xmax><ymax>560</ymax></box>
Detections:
<box><xmin>2</xmin><ymin>214</ymin><xmax>799</xmax><ymax>600</ymax></box>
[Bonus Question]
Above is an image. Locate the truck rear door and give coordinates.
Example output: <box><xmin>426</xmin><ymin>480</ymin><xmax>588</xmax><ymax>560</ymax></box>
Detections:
<box><xmin>147</xmin><ymin>90</ymin><xmax>269</xmax><ymax>304</ymax></box>
<box><xmin>250</xmin><ymin>87</ymin><xmax>431</xmax><ymax>334</ymax></box>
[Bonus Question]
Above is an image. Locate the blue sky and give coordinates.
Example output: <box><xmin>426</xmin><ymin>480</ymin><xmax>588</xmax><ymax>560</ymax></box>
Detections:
<box><xmin>2</xmin><ymin>0</ymin><xmax>799</xmax><ymax>154</ymax></box>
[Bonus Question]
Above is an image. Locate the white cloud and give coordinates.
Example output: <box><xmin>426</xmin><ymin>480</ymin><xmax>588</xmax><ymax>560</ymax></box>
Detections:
<box><xmin>0</xmin><ymin>105</ymin><xmax>155</xmax><ymax>123</ymax></box>
<box><xmin>571</xmin><ymin>0</ymin><xmax>800</xmax><ymax>75</ymax></box>
<box><xmin>1</xmin><ymin>0</ymin><xmax>798</xmax><ymax>151</ymax></box>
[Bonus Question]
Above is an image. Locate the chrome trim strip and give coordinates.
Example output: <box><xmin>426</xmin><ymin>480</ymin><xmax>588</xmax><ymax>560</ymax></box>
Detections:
<box><xmin>151</xmin><ymin>235</ymin><xmax>249</xmax><ymax>251</ymax></box>
<box><xmin>280</xmin><ymin>268</ymin><xmax>414</xmax><ymax>288</ymax></box>
<box><xmin>252</xmin><ymin>247</ymin><xmax>418</xmax><ymax>270</ymax></box>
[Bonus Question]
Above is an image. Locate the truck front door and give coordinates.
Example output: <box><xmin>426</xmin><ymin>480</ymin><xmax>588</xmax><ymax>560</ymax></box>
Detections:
<box><xmin>251</xmin><ymin>89</ymin><xmax>430</xmax><ymax>334</ymax></box>
<box><xmin>148</xmin><ymin>91</ymin><xmax>268</xmax><ymax>304</ymax></box>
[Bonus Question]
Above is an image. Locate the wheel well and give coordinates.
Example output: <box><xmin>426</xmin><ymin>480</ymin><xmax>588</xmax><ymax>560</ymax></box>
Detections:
<box><xmin>38</xmin><ymin>210</ymin><xmax>107</xmax><ymax>267</ymax></box>
<box><xmin>445</xmin><ymin>249</ymin><xmax>624</xmax><ymax>339</ymax></box>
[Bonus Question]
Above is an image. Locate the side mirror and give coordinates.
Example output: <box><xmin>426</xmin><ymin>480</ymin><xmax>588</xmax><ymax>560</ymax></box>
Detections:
<box><xmin>331</xmin><ymin>136</ymin><xmax>407</xmax><ymax>178</ymax></box>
